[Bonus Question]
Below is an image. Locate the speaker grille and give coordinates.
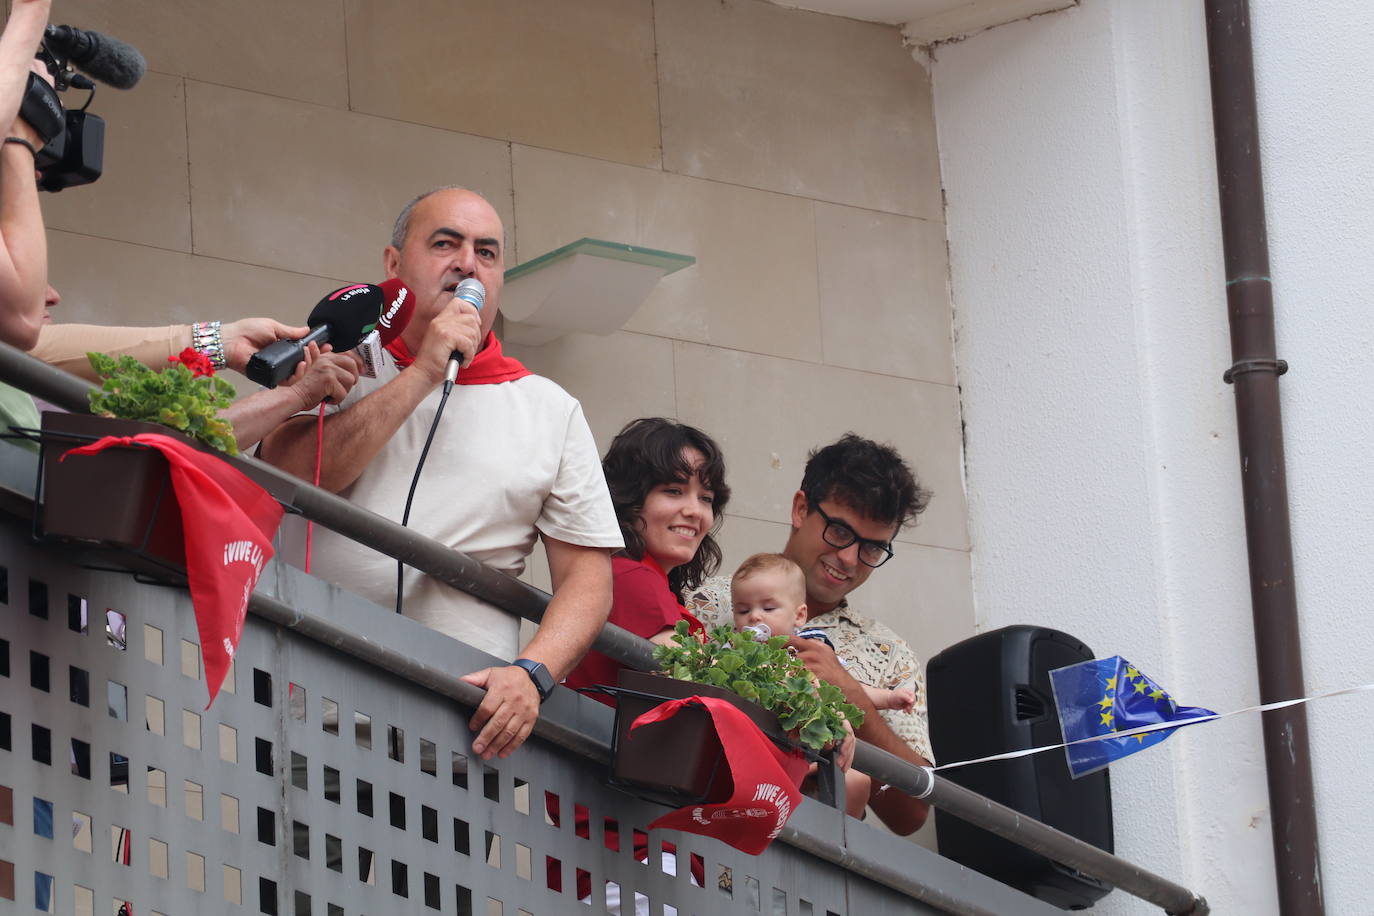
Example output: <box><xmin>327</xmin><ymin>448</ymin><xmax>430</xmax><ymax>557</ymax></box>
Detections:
<box><xmin>1014</xmin><ymin>685</ymin><xmax>1046</xmax><ymax>721</ymax></box>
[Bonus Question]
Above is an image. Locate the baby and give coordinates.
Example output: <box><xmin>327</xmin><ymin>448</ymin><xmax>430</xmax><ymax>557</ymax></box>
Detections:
<box><xmin>730</xmin><ymin>553</ymin><xmax>915</xmax><ymax>713</ymax></box>
<box><xmin>730</xmin><ymin>552</ymin><xmax>914</xmax><ymax>818</ymax></box>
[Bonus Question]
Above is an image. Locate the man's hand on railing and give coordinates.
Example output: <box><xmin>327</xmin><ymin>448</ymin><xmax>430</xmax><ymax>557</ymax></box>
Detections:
<box><xmin>461</xmin><ymin>664</ymin><xmax>541</xmax><ymax>760</ymax></box>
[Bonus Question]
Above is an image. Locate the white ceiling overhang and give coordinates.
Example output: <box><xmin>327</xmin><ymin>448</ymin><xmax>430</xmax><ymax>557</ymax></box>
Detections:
<box><xmin>767</xmin><ymin>0</ymin><xmax>1075</xmax><ymax>44</ymax></box>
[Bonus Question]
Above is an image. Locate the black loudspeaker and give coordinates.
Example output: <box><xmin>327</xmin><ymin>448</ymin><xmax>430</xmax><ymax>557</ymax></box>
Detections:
<box><xmin>927</xmin><ymin>625</ymin><xmax>1114</xmax><ymax>910</ymax></box>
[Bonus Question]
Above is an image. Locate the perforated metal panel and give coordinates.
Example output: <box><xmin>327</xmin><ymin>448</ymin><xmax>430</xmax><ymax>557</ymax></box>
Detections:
<box><xmin>0</xmin><ymin>506</ymin><xmax>1052</xmax><ymax>916</ymax></box>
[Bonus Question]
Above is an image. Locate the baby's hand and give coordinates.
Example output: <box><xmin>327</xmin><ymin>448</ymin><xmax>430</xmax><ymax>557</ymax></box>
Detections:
<box><xmin>884</xmin><ymin>688</ymin><xmax>916</xmax><ymax>713</ymax></box>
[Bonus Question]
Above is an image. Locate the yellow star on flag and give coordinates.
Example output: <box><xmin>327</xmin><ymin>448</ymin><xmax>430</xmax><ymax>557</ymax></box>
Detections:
<box><xmin>1100</xmin><ymin>711</ymin><xmax>1114</xmax><ymax>727</ymax></box>
<box><xmin>1097</xmin><ymin>694</ymin><xmax>1114</xmax><ymax>710</ymax></box>
<box><xmin>1149</xmin><ymin>688</ymin><xmax>1165</xmax><ymax>700</ymax></box>
<box><xmin>1105</xmin><ymin>676</ymin><xmax>1117</xmax><ymax>690</ymax></box>
<box><xmin>1134</xmin><ymin>680</ymin><xmax>1148</xmax><ymax>694</ymax></box>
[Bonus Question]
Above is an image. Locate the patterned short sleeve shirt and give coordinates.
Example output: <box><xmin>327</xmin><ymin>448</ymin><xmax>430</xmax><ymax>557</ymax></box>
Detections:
<box><xmin>684</xmin><ymin>575</ymin><xmax>933</xmax><ymax>763</ymax></box>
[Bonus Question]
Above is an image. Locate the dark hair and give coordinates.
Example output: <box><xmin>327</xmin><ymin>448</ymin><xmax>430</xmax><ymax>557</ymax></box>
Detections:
<box><xmin>800</xmin><ymin>433</ymin><xmax>931</xmax><ymax>530</ymax></box>
<box><xmin>602</xmin><ymin>417</ymin><xmax>731</xmax><ymax>594</ymax></box>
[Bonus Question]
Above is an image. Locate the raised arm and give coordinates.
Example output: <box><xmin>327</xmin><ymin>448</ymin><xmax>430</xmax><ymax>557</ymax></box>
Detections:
<box><xmin>33</xmin><ymin>317</ymin><xmax>310</xmax><ymax>383</ymax></box>
<box><xmin>32</xmin><ymin>323</ymin><xmax>191</xmax><ymax>380</ymax></box>
<box><xmin>257</xmin><ymin>292</ymin><xmax>479</xmax><ymax>490</ymax></box>
<box><xmin>257</xmin><ymin>364</ymin><xmax>434</xmax><ymax>489</ymax></box>
<box><xmin>0</xmin><ymin>1</ymin><xmax>51</xmax><ymax>348</ymax></box>
<box><xmin>0</xmin><ymin>1</ymin><xmax>48</xmax><ymax>133</ymax></box>
<box><xmin>0</xmin><ymin>21</ymin><xmax>52</xmax><ymax>348</ymax></box>
<box><xmin>0</xmin><ymin>124</ymin><xmax>45</xmax><ymax>348</ymax></box>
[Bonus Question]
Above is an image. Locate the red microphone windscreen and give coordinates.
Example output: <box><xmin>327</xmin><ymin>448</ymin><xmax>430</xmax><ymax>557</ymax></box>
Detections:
<box><xmin>376</xmin><ymin>278</ymin><xmax>415</xmax><ymax>346</ymax></box>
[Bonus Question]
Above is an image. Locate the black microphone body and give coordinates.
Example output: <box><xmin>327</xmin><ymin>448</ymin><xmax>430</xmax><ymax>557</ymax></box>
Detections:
<box><xmin>43</xmin><ymin>25</ymin><xmax>147</xmax><ymax>89</ymax></box>
<box><xmin>245</xmin><ymin>326</ymin><xmax>332</xmax><ymax>388</ymax></box>
<box><xmin>246</xmin><ymin>284</ymin><xmax>386</xmax><ymax>388</ymax></box>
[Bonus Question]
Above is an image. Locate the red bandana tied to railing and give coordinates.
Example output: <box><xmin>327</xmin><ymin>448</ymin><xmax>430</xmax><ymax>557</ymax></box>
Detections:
<box><xmin>61</xmin><ymin>433</ymin><xmax>284</xmax><ymax>707</ymax></box>
<box><xmin>629</xmin><ymin>696</ymin><xmax>810</xmax><ymax>855</ymax></box>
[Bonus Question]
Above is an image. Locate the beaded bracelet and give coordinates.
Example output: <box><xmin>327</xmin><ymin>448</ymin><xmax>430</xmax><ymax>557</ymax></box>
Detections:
<box><xmin>191</xmin><ymin>320</ymin><xmax>226</xmax><ymax>370</ymax></box>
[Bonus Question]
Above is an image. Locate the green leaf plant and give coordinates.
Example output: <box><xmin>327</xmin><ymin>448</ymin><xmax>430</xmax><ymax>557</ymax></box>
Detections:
<box><xmin>86</xmin><ymin>351</ymin><xmax>239</xmax><ymax>455</ymax></box>
<box><xmin>652</xmin><ymin>622</ymin><xmax>864</xmax><ymax>752</ymax></box>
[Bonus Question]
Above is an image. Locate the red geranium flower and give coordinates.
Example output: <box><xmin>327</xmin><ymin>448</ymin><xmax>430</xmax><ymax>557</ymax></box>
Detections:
<box><xmin>170</xmin><ymin>347</ymin><xmax>216</xmax><ymax>378</ymax></box>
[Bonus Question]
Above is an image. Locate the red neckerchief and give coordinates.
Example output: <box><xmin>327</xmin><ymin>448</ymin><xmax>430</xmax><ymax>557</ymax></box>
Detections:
<box><xmin>384</xmin><ymin>331</ymin><xmax>531</xmax><ymax>385</ymax></box>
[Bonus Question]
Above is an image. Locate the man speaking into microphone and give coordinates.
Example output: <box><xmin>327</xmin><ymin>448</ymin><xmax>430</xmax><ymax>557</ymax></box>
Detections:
<box><xmin>259</xmin><ymin>187</ymin><xmax>620</xmax><ymax>761</ymax></box>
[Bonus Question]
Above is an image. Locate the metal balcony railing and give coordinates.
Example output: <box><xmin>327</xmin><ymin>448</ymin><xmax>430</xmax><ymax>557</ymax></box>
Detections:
<box><xmin>0</xmin><ymin>341</ymin><xmax>1210</xmax><ymax>915</ymax></box>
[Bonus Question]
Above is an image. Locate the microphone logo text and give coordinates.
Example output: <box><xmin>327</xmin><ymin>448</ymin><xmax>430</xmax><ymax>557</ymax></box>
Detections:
<box><xmin>379</xmin><ymin>287</ymin><xmax>408</xmax><ymax>329</ymax></box>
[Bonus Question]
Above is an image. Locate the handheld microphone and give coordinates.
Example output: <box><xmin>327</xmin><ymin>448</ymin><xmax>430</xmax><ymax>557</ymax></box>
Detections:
<box><xmin>444</xmin><ymin>278</ymin><xmax>486</xmax><ymax>387</ymax></box>
<box><xmin>246</xmin><ymin>284</ymin><xmax>388</xmax><ymax>388</ymax></box>
<box><xmin>43</xmin><ymin>25</ymin><xmax>146</xmax><ymax>89</ymax></box>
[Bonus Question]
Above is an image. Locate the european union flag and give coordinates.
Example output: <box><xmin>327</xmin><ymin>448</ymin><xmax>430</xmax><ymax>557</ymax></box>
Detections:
<box><xmin>1050</xmin><ymin>656</ymin><xmax>1215</xmax><ymax>778</ymax></box>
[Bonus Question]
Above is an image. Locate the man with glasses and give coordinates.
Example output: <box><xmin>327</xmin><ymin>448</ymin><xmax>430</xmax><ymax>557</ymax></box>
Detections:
<box><xmin>687</xmin><ymin>433</ymin><xmax>934</xmax><ymax>833</ymax></box>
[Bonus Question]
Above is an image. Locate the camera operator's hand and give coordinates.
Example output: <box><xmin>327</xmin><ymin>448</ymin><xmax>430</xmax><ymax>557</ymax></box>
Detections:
<box><xmin>0</xmin><ymin>1</ymin><xmax>50</xmax><ymax>136</ymax></box>
<box><xmin>6</xmin><ymin>60</ymin><xmax>50</xmax><ymax>150</ymax></box>
<box><xmin>411</xmin><ymin>295</ymin><xmax>482</xmax><ymax>383</ymax></box>
<box><xmin>220</xmin><ymin>317</ymin><xmax>310</xmax><ymax>375</ymax></box>
<box><xmin>283</xmin><ymin>343</ymin><xmax>363</xmax><ymax>412</ymax></box>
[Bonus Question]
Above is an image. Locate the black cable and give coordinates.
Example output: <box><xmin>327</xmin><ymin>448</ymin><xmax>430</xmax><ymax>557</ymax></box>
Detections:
<box><xmin>395</xmin><ymin>379</ymin><xmax>454</xmax><ymax>616</ymax></box>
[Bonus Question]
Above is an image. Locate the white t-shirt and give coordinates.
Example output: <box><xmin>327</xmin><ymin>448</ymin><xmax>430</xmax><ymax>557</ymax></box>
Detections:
<box><xmin>283</xmin><ymin>352</ymin><xmax>622</xmax><ymax>660</ymax></box>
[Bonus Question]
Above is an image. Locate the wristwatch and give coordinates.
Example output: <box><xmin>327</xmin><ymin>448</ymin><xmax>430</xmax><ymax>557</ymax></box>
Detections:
<box><xmin>512</xmin><ymin>658</ymin><xmax>556</xmax><ymax>704</ymax></box>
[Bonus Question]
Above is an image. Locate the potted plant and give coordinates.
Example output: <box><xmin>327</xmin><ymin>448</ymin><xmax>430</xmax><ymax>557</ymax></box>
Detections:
<box><xmin>37</xmin><ymin>349</ymin><xmax>243</xmax><ymax>577</ymax></box>
<box><xmin>610</xmin><ymin>622</ymin><xmax>863</xmax><ymax>806</ymax></box>
<box><xmin>85</xmin><ymin>348</ymin><xmax>239</xmax><ymax>453</ymax></box>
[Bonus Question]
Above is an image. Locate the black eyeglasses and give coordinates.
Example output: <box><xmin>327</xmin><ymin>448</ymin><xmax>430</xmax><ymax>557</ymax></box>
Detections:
<box><xmin>809</xmin><ymin>502</ymin><xmax>894</xmax><ymax>569</ymax></box>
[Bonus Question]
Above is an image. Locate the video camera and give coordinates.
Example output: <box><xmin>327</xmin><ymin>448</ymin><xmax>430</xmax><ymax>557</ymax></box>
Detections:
<box><xmin>24</xmin><ymin>24</ymin><xmax>146</xmax><ymax>192</ymax></box>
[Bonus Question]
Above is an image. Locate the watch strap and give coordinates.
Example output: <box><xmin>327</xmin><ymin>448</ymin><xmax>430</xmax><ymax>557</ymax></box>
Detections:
<box><xmin>512</xmin><ymin>658</ymin><xmax>555</xmax><ymax>703</ymax></box>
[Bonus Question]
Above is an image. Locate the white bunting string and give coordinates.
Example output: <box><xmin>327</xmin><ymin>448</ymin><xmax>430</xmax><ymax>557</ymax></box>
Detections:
<box><xmin>929</xmin><ymin>680</ymin><xmax>1374</xmax><ymax>774</ymax></box>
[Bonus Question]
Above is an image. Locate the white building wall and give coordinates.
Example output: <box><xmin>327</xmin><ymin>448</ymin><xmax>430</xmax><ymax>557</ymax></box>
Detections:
<box><xmin>931</xmin><ymin>0</ymin><xmax>1372</xmax><ymax>911</ymax></box>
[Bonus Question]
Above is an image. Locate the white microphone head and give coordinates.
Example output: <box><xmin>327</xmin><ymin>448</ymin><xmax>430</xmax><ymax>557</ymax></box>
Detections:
<box><xmin>741</xmin><ymin>623</ymin><xmax>772</xmax><ymax>642</ymax></box>
<box><xmin>454</xmin><ymin>277</ymin><xmax>485</xmax><ymax>311</ymax></box>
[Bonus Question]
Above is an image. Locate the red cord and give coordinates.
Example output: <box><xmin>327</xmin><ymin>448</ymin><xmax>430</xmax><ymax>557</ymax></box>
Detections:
<box><xmin>305</xmin><ymin>401</ymin><xmax>325</xmax><ymax>573</ymax></box>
